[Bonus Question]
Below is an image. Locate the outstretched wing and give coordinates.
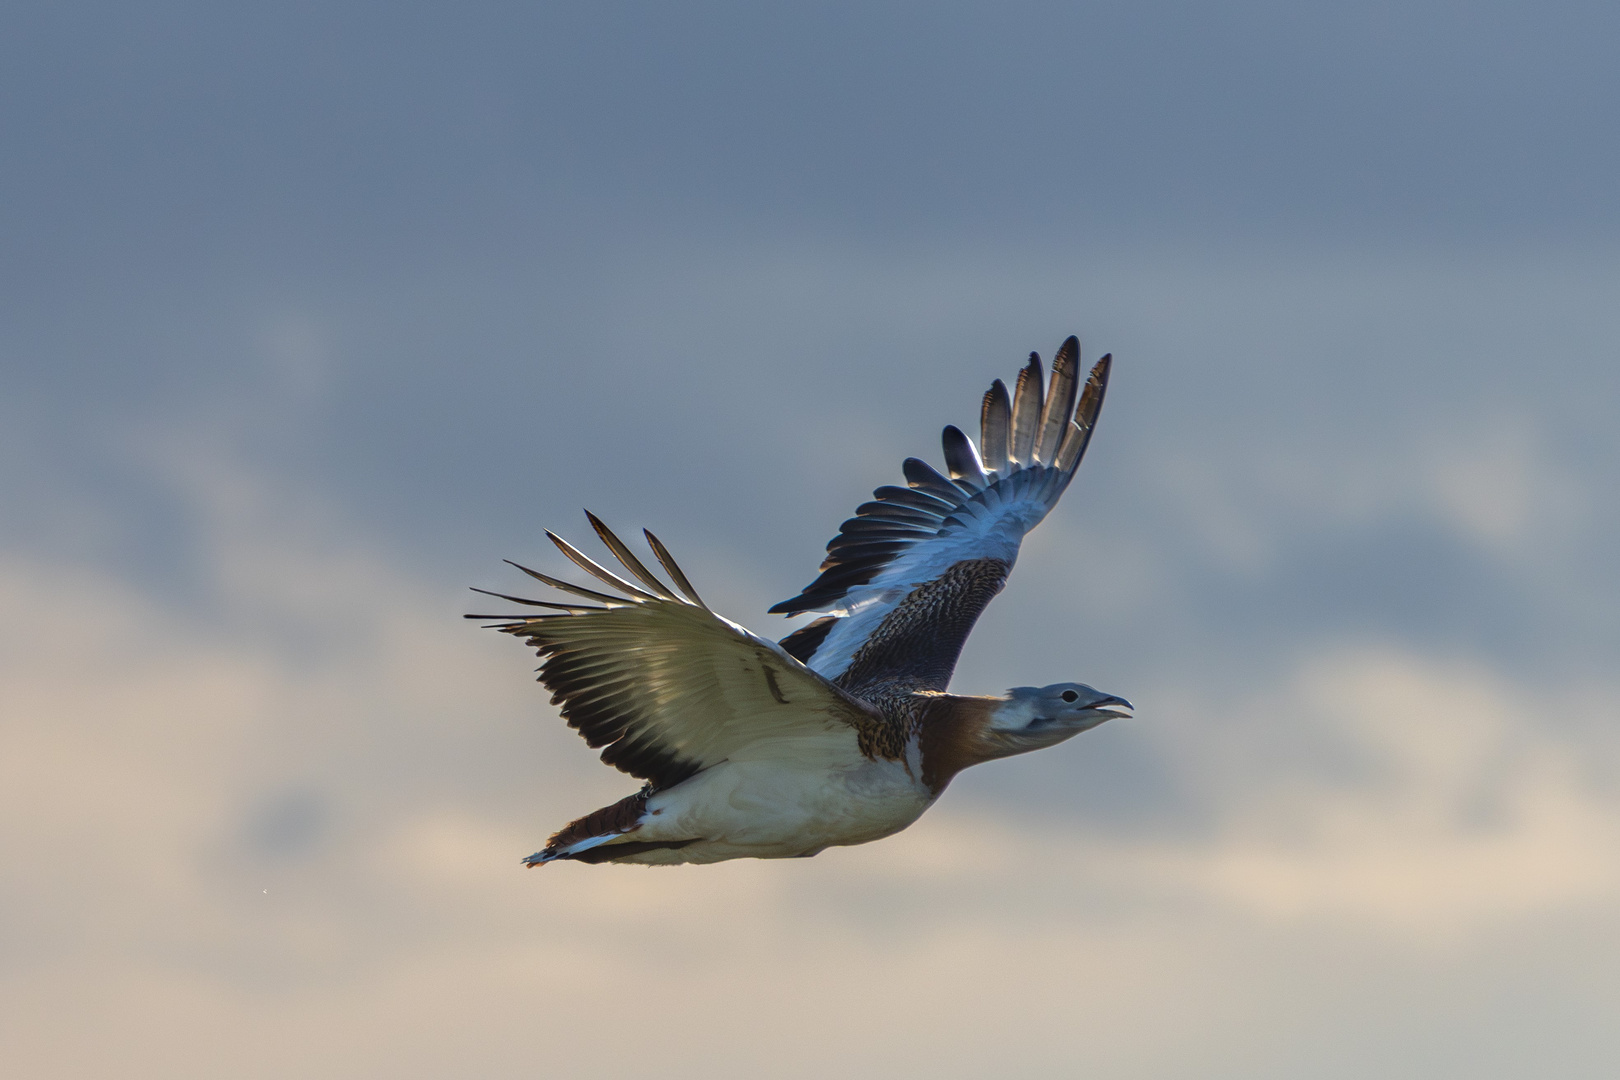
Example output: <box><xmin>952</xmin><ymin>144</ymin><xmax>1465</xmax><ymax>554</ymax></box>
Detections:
<box><xmin>774</xmin><ymin>337</ymin><xmax>1111</xmax><ymax>688</ymax></box>
<box><xmin>468</xmin><ymin>513</ymin><xmax>882</xmax><ymax>790</ymax></box>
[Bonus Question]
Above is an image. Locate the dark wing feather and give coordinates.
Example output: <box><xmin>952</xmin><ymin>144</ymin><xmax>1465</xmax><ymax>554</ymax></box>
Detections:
<box><xmin>470</xmin><ymin>515</ymin><xmax>879</xmax><ymax>788</ymax></box>
<box><xmin>979</xmin><ymin>379</ymin><xmax>1012</xmax><ymax>474</ymax></box>
<box><xmin>585</xmin><ymin>511</ymin><xmax>679</xmax><ymax>600</ymax></box>
<box><xmin>901</xmin><ymin>457</ymin><xmax>963</xmax><ymax>500</ymax></box>
<box><xmin>941</xmin><ymin>425</ymin><xmax>989</xmax><ymax>488</ymax></box>
<box><xmin>870</xmin><ymin>485</ymin><xmax>958</xmax><ymax>513</ymax></box>
<box><xmin>773</xmin><ymin>342</ymin><xmax>1114</xmax><ymax>685</ymax></box>
<box><xmin>1057</xmin><ymin>352</ymin><xmax>1111</xmax><ymax>472</ymax></box>
<box><xmin>1036</xmin><ymin>336</ymin><xmax>1080</xmax><ymax>462</ymax></box>
<box><xmin>643</xmin><ymin>528</ymin><xmax>706</xmax><ymax>607</ymax></box>
<box><xmin>1009</xmin><ymin>352</ymin><xmax>1044</xmax><ymax>464</ymax></box>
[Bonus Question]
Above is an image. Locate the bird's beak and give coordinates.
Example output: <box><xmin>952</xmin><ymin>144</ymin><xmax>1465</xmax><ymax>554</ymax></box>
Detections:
<box><xmin>1090</xmin><ymin>694</ymin><xmax>1134</xmax><ymax>719</ymax></box>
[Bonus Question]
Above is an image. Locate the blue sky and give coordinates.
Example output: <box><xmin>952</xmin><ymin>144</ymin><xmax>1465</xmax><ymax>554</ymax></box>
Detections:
<box><xmin>4</xmin><ymin>4</ymin><xmax>1619</xmax><ymax>1077</ymax></box>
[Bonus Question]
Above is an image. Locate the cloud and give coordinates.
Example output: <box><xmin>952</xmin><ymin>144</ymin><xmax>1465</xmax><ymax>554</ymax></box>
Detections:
<box><xmin>1137</xmin><ymin>646</ymin><xmax>1620</xmax><ymax>931</ymax></box>
<box><xmin>1149</xmin><ymin>405</ymin><xmax>1587</xmax><ymax>573</ymax></box>
<box><xmin>4</xmin><ymin>445</ymin><xmax>1619</xmax><ymax>1078</ymax></box>
<box><xmin>5</xmin><ymin>5</ymin><xmax>1619</xmax><ymax>1072</ymax></box>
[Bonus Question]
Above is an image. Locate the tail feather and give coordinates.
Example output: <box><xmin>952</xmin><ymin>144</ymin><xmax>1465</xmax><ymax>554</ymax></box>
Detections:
<box><xmin>524</xmin><ymin>788</ymin><xmax>652</xmax><ymax>867</ymax></box>
<box><xmin>547</xmin><ymin>838</ymin><xmax>701</xmax><ymax>865</ymax></box>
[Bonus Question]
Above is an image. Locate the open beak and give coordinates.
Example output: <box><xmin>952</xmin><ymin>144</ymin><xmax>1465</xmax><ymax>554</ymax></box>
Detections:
<box><xmin>1090</xmin><ymin>694</ymin><xmax>1134</xmax><ymax>719</ymax></box>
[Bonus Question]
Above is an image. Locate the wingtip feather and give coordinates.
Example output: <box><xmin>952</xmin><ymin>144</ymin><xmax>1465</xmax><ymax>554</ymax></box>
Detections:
<box><xmin>980</xmin><ymin>378</ymin><xmax>1011</xmax><ymax>474</ymax></box>
<box><xmin>1036</xmin><ymin>336</ymin><xmax>1080</xmax><ymax>463</ymax></box>
<box><xmin>1009</xmin><ymin>351</ymin><xmax>1044</xmax><ymax>463</ymax></box>
<box><xmin>548</xmin><ymin>526</ymin><xmax>662</xmax><ymax>602</ymax></box>
<box><xmin>642</xmin><ymin>529</ymin><xmax>708</xmax><ymax>609</ymax></box>
<box><xmin>941</xmin><ymin>424</ymin><xmax>988</xmax><ymax>488</ymax></box>
<box><xmin>503</xmin><ymin>558</ymin><xmax>628</xmax><ymax>606</ymax></box>
<box><xmin>584</xmin><ymin>511</ymin><xmax>680</xmax><ymax>601</ymax></box>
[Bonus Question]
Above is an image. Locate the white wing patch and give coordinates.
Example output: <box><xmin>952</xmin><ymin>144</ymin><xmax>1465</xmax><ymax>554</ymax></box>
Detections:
<box><xmin>773</xmin><ymin>340</ymin><xmax>1112</xmax><ymax>682</ymax></box>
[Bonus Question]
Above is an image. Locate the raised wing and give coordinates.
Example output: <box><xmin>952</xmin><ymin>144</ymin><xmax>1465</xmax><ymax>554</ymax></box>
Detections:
<box><xmin>774</xmin><ymin>337</ymin><xmax>1111</xmax><ymax>686</ymax></box>
<box><xmin>467</xmin><ymin>513</ymin><xmax>882</xmax><ymax>790</ymax></box>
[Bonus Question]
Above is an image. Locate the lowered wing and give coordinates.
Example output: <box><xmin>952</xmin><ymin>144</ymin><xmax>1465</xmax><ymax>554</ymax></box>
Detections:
<box><xmin>774</xmin><ymin>337</ymin><xmax>1111</xmax><ymax>688</ymax></box>
<box><xmin>468</xmin><ymin>513</ymin><xmax>882</xmax><ymax>790</ymax></box>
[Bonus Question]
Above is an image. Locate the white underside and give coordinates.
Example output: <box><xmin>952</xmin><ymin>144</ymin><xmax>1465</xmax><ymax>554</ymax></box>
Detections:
<box><xmin>597</xmin><ymin>743</ymin><xmax>936</xmax><ymax>865</ymax></box>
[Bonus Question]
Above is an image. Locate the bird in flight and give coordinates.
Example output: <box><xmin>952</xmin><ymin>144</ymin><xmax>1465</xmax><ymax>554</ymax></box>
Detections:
<box><xmin>469</xmin><ymin>335</ymin><xmax>1131</xmax><ymax>866</ymax></box>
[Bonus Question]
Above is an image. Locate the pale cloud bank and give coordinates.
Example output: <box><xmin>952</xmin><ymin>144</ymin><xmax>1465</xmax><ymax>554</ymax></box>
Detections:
<box><xmin>4</xmin><ymin>450</ymin><xmax>1617</xmax><ymax>1078</ymax></box>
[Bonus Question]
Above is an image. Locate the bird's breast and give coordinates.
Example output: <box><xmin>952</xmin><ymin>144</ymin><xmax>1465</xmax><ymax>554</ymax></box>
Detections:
<box><xmin>642</xmin><ymin>754</ymin><xmax>933</xmax><ymax>856</ymax></box>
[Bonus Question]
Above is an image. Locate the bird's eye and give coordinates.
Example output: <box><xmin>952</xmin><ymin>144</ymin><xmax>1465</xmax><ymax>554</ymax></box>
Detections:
<box><xmin>1061</xmin><ymin>690</ymin><xmax>1079</xmax><ymax>703</ymax></box>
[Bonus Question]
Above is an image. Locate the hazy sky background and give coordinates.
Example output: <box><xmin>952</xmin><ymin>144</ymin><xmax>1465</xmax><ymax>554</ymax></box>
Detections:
<box><xmin>4</xmin><ymin>4</ymin><xmax>1618</xmax><ymax>1077</ymax></box>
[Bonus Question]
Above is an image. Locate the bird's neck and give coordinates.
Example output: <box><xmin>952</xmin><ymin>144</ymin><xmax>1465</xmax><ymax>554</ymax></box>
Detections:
<box><xmin>914</xmin><ymin>693</ymin><xmax>1010</xmax><ymax>795</ymax></box>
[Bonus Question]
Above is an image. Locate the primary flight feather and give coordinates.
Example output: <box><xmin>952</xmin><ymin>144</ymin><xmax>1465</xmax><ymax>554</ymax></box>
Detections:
<box><xmin>468</xmin><ymin>335</ymin><xmax>1131</xmax><ymax>866</ymax></box>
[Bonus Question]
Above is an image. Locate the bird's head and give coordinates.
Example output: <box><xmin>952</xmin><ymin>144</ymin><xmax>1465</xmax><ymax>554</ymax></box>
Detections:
<box><xmin>984</xmin><ymin>682</ymin><xmax>1133</xmax><ymax>754</ymax></box>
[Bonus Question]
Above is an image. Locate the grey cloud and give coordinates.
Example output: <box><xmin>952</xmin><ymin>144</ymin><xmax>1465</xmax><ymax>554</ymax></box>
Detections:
<box><xmin>4</xmin><ymin>4</ymin><xmax>1620</xmax><ymax>1075</ymax></box>
<box><xmin>241</xmin><ymin>787</ymin><xmax>330</xmax><ymax>860</ymax></box>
